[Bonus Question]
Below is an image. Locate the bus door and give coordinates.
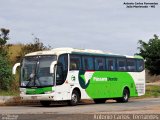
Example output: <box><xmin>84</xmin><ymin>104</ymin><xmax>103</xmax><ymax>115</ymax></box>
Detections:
<box><xmin>55</xmin><ymin>54</ymin><xmax>70</xmax><ymax>100</ymax></box>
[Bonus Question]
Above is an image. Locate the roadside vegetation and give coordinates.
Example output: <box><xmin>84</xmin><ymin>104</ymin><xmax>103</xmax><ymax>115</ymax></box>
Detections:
<box><xmin>137</xmin><ymin>34</ymin><xmax>160</xmax><ymax>75</ymax></box>
<box><xmin>0</xmin><ymin>90</ymin><xmax>19</xmax><ymax>96</ymax></box>
<box><xmin>144</xmin><ymin>85</ymin><xmax>160</xmax><ymax>98</ymax></box>
<box><xmin>0</xmin><ymin>28</ymin><xmax>13</xmax><ymax>91</ymax></box>
<box><xmin>134</xmin><ymin>85</ymin><xmax>160</xmax><ymax>99</ymax></box>
<box><xmin>0</xmin><ymin>28</ymin><xmax>51</xmax><ymax>95</ymax></box>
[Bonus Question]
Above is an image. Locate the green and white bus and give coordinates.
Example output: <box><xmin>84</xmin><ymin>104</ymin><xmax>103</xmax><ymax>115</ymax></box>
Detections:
<box><xmin>13</xmin><ymin>47</ymin><xmax>145</xmax><ymax>106</ymax></box>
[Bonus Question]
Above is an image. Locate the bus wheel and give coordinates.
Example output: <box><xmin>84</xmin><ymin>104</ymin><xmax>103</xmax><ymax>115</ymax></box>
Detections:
<box><xmin>40</xmin><ymin>101</ymin><xmax>51</xmax><ymax>107</ymax></box>
<box><xmin>116</xmin><ymin>88</ymin><xmax>129</xmax><ymax>103</ymax></box>
<box><xmin>68</xmin><ymin>90</ymin><xmax>80</xmax><ymax>106</ymax></box>
<box><xmin>93</xmin><ymin>99</ymin><xmax>106</xmax><ymax>104</ymax></box>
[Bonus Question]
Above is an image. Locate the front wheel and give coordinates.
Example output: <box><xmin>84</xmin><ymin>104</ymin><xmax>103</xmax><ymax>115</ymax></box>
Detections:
<box><xmin>40</xmin><ymin>101</ymin><xmax>51</xmax><ymax>107</ymax></box>
<box><xmin>68</xmin><ymin>90</ymin><xmax>80</xmax><ymax>106</ymax></box>
<box><xmin>116</xmin><ymin>89</ymin><xmax>129</xmax><ymax>103</ymax></box>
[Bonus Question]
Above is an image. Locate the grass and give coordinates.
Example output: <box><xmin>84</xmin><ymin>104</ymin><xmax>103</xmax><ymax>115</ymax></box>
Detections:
<box><xmin>144</xmin><ymin>85</ymin><xmax>160</xmax><ymax>97</ymax></box>
<box><xmin>135</xmin><ymin>85</ymin><xmax>160</xmax><ymax>98</ymax></box>
<box><xmin>0</xmin><ymin>90</ymin><xmax>19</xmax><ymax>96</ymax></box>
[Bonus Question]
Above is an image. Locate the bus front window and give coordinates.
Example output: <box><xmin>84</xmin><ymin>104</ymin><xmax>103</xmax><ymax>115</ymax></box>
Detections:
<box><xmin>38</xmin><ymin>56</ymin><xmax>56</xmax><ymax>86</ymax></box>
<box><xmin>21</xmin><ymin>55</ymin><xmax>56</xmax><ymax>87</ymax></box>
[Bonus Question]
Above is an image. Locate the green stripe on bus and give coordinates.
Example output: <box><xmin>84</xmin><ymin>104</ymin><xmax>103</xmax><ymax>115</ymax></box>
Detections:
<box><xmin>26</xmin><ymin>87</ymin><xmax>53</xmax><ymax>94</ymax></box>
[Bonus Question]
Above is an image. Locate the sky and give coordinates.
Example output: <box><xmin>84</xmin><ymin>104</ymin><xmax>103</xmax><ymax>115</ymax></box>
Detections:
<box><xmin>0</xmin><ymin>0</ymin><xmax>160</xmax><ymax>55</ymax></box>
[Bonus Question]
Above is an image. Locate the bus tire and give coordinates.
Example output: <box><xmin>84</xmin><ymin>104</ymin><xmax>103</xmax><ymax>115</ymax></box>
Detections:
<box><xmin>116</xmin><ymin>88</ymin><xmax>129</xmax><ymax>103</ymax></box>
<box><xmin>68</xmin><ymin>90</ymin><xmax>80</xmax><ymax>106</ymax></box>
<box><xmin>93</xmin><ymin>98</ymin><xmax>106</xmax><ymax>104</ymax></box>
<box><xmin>40</xmin><ymin>101</ymin><xmax>51</xmax><ymax>107</ymax></box>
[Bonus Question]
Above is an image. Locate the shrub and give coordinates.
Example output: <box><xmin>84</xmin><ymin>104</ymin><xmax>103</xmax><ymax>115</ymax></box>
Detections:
<box><xmin>0</xmin><ymin>54</ymin><xmax>13</xmax><ymax>90</ymax></box>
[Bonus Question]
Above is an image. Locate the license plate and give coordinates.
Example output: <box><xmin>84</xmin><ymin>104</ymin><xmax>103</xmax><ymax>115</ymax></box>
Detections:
<box><xmin>31</xmin><ymin>96</ymin><xmax>37</xmax><ymax>100</ymax></box>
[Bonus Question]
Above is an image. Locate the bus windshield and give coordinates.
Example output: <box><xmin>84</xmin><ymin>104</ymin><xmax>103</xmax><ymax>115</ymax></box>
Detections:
<box><xmin>20</xmin><ymin>55</ymin><xmax>57</xmax><ymax>87</ymax></box>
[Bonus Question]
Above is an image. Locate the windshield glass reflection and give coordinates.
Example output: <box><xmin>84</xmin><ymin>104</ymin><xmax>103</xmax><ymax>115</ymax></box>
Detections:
<box><xmin>21</xmin><ymin>55</ymin><xmax>56</xmax><ymax>87</ymax></box>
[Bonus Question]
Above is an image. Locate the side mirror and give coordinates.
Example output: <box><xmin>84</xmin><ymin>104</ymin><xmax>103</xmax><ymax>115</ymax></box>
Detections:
<box><xmin>50</xmin><ymin>61</ymin><xmax>57</xmax><ymax>73</ymax></box>
<box><xmin>12</xmin><ymin>63</ymin><xmax>20</xmax><ymax>74</ymax></box>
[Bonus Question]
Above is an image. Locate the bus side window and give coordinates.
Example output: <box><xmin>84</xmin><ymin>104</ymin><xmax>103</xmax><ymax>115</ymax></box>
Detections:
<box><xmin>82</xmin><ymin>56</ymin><xmax>94</xmax><ymax>70</ymax></box>
<box><xmin>137</xmin><ymin>59</ymin><xmax>144</xmax><ymax>72</ymax></box>
<box><xmin>95</xmin><ymin>57</ymin><xmax>105</xmax><ymax>70</ymax></box>
<box><xmin>117</xmin><ymin>58</ymin><xmax>126</xmax><ymax>71</ymax></box>
<box><xmin>127</xmin><ymin>59</ymin><xmax>136</xmax><ymax>72</ymax></box>
<box><xmin>58</xmin><ymin>54</ymin><xmax>68</xmax><ymax>72</ymax></box>
<box><xmin>70</xmin><ymin>55</ymin><xmax>82</xmax><ymax>70</ymax></box>
<box><xmin>107</xmin><ymin>58</ymin><xmax>116</xmax><ymax>71</ymax></box>
<box><xmin>57</xmin><ymin>54</ymin><xmax>68</xmax><ymax>85</ymax></box>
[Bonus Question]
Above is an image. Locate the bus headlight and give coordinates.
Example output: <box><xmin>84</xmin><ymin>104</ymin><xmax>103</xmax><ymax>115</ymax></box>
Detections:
<box><xmin>20</xmin><ymin>88</ymin><xmax>26</xmax><ymax>94</ymax></box>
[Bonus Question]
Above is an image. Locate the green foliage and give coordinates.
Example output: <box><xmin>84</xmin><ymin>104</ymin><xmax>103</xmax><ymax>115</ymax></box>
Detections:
<box><xmin>0</xmin><ymin>28</ymin><xmax>13</xmax><ymax>90</ymax></box>
<box><xmin>0</xmin><ymin>28</ymin><xmax>9</xmax><ymax>47</ymax></box>
<box><xmin>0</xmin><ymin>54</ymin><xmax>13</xmax><ymax>90</ymax></box>
<box><xmin>137</xmin><ymin>34</ymin><xmax>160</xmax><ymax>75</ymax></box>
<box><xmin>0</xmin><ymin>28</ymin><xmax>10</xmax><ymax>56</ymax></box>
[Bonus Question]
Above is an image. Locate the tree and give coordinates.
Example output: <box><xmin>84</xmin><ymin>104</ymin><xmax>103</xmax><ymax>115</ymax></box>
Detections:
<box><xmin>0</xmin><ymin>28</ymin><xmax>13</xmax><ymax>90</ymax></box>
<box><xmin>137</xmin><ymin>34</ymin><xmax>160</xmax><ymax>75</ymax></box>
<box><xmin>0</xmin><ymin>55</ymin><xmax>13</xmax><ymax>90</ymax></box>
<box><xmin>0</xmin><ymin>28</ymin><xmax>10</xmax><ymax>56</ymax></box>
<box><xmin>0</xmin><ymin>28</ymin><xmax>9</xmax><ymax>46</ymax></box>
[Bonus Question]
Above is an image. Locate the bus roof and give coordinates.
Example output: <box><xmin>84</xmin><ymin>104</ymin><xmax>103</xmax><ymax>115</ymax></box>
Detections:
<box><xmin>25</xmin><ymin>47</ymin><xmax>143</xmax><ymax>59</ymax></box>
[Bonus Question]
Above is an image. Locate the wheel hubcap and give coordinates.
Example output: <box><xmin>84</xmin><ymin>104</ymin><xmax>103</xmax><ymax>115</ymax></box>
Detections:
<box><xmin>124</xmin><ymin>93</ymin><xmax>128</xmax><ymax>100</ymax></box>
<box><xmin>72</xmin><ymin>94</ymin><xmax>77</xmax><ymax>103</ymax></box>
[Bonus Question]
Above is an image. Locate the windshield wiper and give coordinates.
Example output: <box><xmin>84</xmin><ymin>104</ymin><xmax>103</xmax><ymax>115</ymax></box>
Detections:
<box><xmin>26</xmin><ymin>74</ymin><xmax>42</xmax><ymax>87</ymax></box>
<box><xmin>26</xmin><ymin>74</ymin><xmax>35</xmax><ymax>87</ymax></box>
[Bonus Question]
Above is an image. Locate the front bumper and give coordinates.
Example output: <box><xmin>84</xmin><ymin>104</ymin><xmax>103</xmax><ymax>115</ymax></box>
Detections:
<box><xmin>20</xmin><ymin>94</ymin><xmax>55</xmax><ymax>101</ymax></box>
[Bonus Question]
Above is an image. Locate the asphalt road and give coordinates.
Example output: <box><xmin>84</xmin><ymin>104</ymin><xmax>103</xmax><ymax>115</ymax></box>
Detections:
<box><xmin>0</xmin><ymin>98</ymin><xmax>160</xmax><ymax>120</ymax></box>
<box><xmin>0</xmin><ymin>98</ymin><xmax>160</xmax><ymax>114</ymax></box>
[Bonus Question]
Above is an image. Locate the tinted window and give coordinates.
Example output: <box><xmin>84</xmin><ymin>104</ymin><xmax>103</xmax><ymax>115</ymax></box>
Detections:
<box><xmin>117</xmin><ymin>58</ymin><xmax>126</xmax><ymax>71</ymax></box>
<box><xmin>95</xmin><ymin>57</ymin><xmax>105</xmax><ymax>70</ymax></box>
<box><xmin>58</xmin><ymin>54</ymin><xmax>68</xmax><ymax>71</ymax></box>
<box><xmin>107</xmin><ymin>58</ymin><xmax>116</xmax><ymax>71</ymax></box>
<box><xmin>70</xmin><ymin>55</ymin><xmax>82</xmax><ymax>70</ymax></box>
<box><xmin>127</xmin><ymin>59</ymin><xmax>136</xmax><ymax>72</ymax></box>
<box><xmin>137</xmin><ymin>59</ymin><xmax>144</xmax><ymax>71</ymax></box>
<box><xmin>82</xmin><ymin>56</ymin><xmax>94</xmax><ymax>70</ymax></box>
<box><xmin>57</xmin><ymin>54</ymin><xmax>68</xmax><ymax>84</ymax></box>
